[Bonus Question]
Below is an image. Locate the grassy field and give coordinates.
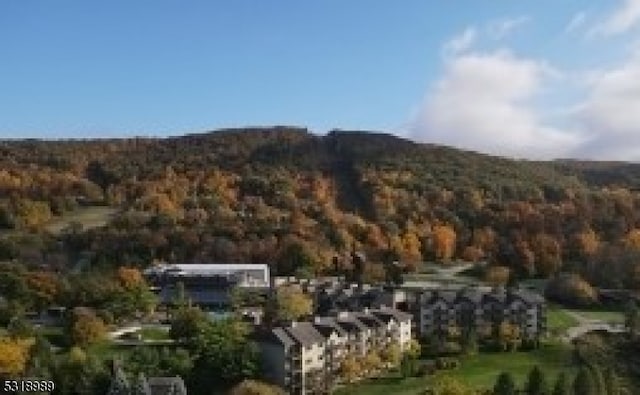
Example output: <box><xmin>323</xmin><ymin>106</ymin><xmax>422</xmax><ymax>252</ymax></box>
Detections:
<box><xmin>136</xmin><ymin>327</ymin><xmax>171</xmax><ymax>341</ymax></box>
<box><xmin>335</xmin><ymin>342</ymin><xmax>575</xmax><ymax>395</ymax></box>
<box><xmin>547</xmin><ymin>306</ymin><xmax>580</xmax><ymax>334</ymax></box>
<box><xmin>44</xmin><ymin>206</ymin><xmax>117</xmax><ymax>234</ymax></box>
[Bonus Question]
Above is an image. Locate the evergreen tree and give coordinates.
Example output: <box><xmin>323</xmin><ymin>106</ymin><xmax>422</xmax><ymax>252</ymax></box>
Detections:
<box><xmin>107</xmin><ymin>360</ymin><xmax>130</xmax><ymax>395</ymax></box>
<box><xmin>573</xmin><ymin>367</ymin><xmax>596</xmax><ymax>395</ymax></box>
<box><xmin>625</xmin><ymin>300</ymin><xmax>640</xmax><ymax>339</ymax></box>
<box><xmin>131</xmin><ymin>372</ymin><xmax>151</xmax><ymax>395</ymax></box>
<box><xmin>493</xmin><ymin>372</ymin><xmax>517</xmax><ymax>395</ymax></box>
<box><xmin>552</xmin><ymin>372</ymin><xmax>570</xmax><ymax>395</ymax></box>
<box><xmin>589</xmin><ymin>364</ymin><xmax>605</xmax><ymax>395</ymax></box>
<box><xmin>604</xmin><ymin>367</ymin><xmax>621</xmax><ymax>395</ymax></box>
<box><xmin>525</xmin><ymin>365</ymin><xmax>549</xmax><ymax>395</ymax></box>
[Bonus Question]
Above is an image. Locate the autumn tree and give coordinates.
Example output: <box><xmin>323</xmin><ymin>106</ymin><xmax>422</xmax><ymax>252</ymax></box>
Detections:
<box><xmin>116</xmin><ymin>266</ymin><xmax>145</xmax><ymax>289</ymax></box>
<box><xmin>497</xmin><ymin>321</ymin><xmax>521</xmax><ymax>351</ymax></box>
<box><xmin>229</xmin><ymin>380</ymin><xmax>286</xmax><ymax>395</ymax></box>
<box><xmin>381</xmin><ymin>343</ymin><xmax>402</xmax><ymax>367</ymax></box>
<box><xmin>268</xmin><ymin>286</ymin><xmax>312</xmax><ymax>323</ymax></box>
<box><xmin>432</xmin><ymin>225</ymin><xmax>456</xmax><ymax>262</ymax></box>
<box><xmin>363</xmin><ymin>349</ymin><xmax>383</xmax><ymax>374</ymax></box>
<box><xmin>531</xmin><ymin>233</ymin><xmax>562</xmax><ymax>277</ymax></box>
<box><xmin>68</xmin><ymin>308</ymin><xmax>106</xmax><ymax>347</ymax></box>
<box><xmin>339</xmin><ymin>355</ymin><xmax>361</xmax><ymax>383</ymax></box>
<box><xmin>545</xmin><ymin>273</ymin><xmax>597</xmax><ymax>307</ymax></box>
<box><xmin>25</xmin><ymin>271</ymin><xmax>60</xmax><ymax>311</ymax></box>
<box><xmin>485</xmin><ymin>266</ymin><xmax>511</xmax><ymax>287</ymax></box>
<box><xmin>0</xmin><ymin>336</ymin><xmax>33</xmax><ymax>378</ymax></box>
<box><xmin>429</xmin><ymin>375</ymin><xmax>474</xmax><ymax>395</ymax></box>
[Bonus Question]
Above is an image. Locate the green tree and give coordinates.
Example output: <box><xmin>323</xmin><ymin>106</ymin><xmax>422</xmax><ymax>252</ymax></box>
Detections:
<box><xmin>189</xmin><ymin>319</ymin><xmax>259</xmax><ymax>392</ymax></box>
<box><xmin>552</xmin><ymin>372</ymin><xmax>570</xmax><ymax>395</ymax></box>
<box><xmin>625</xmin><ymin>300</ymin><xmax>639</xmax><ymax>339</ymax></box>
<box><xmin>589</xmin><ymin>365</ymin><xmax>605</xmax><ymax>395</ymax></box>
<box><xmin>525</xmin><ymin>365</ymin><xmax>549</xmax><ymax>395</ymax></box>
<box><xmin>169</xmin><ymin>305</ymin><xmax>208</xmax><ymax>341</ymax></box>
<box><xmin>573</xmin><ymin>367</ymin><xmax>596</xmax><ymax>395</ymax></box>
<box><xmin>493</xmin><ymin>372</ymin><xmax>517</xmax><ymax>395</ymax></box>
<box><xmin>400</xmin><ymin>353</ymin><xmax>418</xmax><ymax>378</ymax></box>
<box><xmin>267</xmin><ymin>286</ymin><xmax>312</xmax><ymax>323</ymax></box>
<box><xmin>430</xmin><ymin>375</ymin><xmax>473</xmax><ymax>395</ymax></box>
<box><xmin>603</xmin><ymin>367</ymin><xmax>621</xmax><ymax>395</ymax></box>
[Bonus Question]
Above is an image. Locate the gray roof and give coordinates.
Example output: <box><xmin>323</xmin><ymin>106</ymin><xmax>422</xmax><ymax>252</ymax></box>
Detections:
<box><xmin>147</xmin><ymin>377</ymin><xmax>187</xmax><ymax>395</ymax></box>
<box><xmin>509</xmin><ymin>288</ymin><xmax>545</xmax><ymax>305</ymax></box>
<box><xmin>423</xmin><ymin>289</ymin><xmax>458</xmax><ymax>304</ymax></box>
<box><xmin>354</xmin><ymin>312</ymin><xmax>384</xmax><ymax>329</ymax></box>
<box><xmin>284</xmin><ymin>322</ymin><xmax>326</xmax><ymax>346</ymax></box>
<box><xmin>457</xmin><ymin>288</ymin><xmax>483</xmax><ymax>304</ymax></box>
<box><xmin>270</xmin><ymin>327</ymin><xmax>296</xmax><ymax>348</ymax></box>
<box><xmin>313</xmin><ymin>317</ymin><xmax>347</xmax><ymax>338</ymax></box>
<box><xmin>335</xmin><ymin>313</ymin><xmax>368</xmax><ymax>333</ymax></box>
<box><xmin>371</xmin><ymin>308</ymin><xmax>413</xmax><ymax>324</ymax></box>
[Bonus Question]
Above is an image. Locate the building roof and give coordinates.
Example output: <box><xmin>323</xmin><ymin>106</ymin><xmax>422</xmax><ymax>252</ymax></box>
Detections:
<box><xmin>371</xmin><ymin>308</ymin><xmax>413</xmax><ymax>324</ymax></box>
<box><xmin>147</xmin><ymin>377</ymin><xmax>187</xmax><ymax>395</ymax></box>
<box><xmin>509</xmin><ymin>288</ymin><xmax>545</xmax><ymax>305</ymax></box>
<box><xmin>457</xmin><ymin>287</ymin><xmax>484</xmax><ymax>304</ymax></box>
<box><xmin>313</xmin><ymin>317</ymin><xmax>347</xmax><ymax>338</ymax></box>
<box><xmin>354</xmin><ymin>312</ymin><xmax>384</xmax><ymax>329</ymax></box>
<box><xmin>284</xmin><ymin>322</ymin><xmax>326</xmax><ymax>347</ymax></box>
<box><xmin>335</xmin><ymin>312</ymin><xmax>368</xmax><ymax>333</ymax></box>
<box><xmin>144</xmin><ymin>263</ymin><xmax>269</xmax><ymax>276</ymax></box>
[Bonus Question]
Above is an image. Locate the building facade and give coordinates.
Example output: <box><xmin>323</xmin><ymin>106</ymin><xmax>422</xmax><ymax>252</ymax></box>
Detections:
<box><xmin>258</xmin><ymin>307</ymin><xmax>412</xmax><ymax>395</ymax></box>
<box><xmin>144</xmin><ymin>263</ymin><xmax>270</xmax><ymax>308</ymax></box>
<box><xmin>419</xmin><ymin>287</ymin><xmax>546</xmax><ymax>342</ymax></box>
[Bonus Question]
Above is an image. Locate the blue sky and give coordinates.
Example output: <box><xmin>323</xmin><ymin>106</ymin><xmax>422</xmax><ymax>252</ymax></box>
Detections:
<box><xmin>2</xmin><ymin>1</ymin><xmax>640</xmax><ymax>160</ymax></box>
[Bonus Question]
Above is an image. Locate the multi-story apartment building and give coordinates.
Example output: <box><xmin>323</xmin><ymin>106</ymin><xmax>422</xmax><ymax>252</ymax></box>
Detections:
<box><xmin>259</xmin><ymin>322</ymin><xmax>327</xmax><ymax>394</ymax></box>
<box><xmin>419</xmin><ymin>287</ymin><xmax>546</xmax><ymax>342</ymax></box>
<box><xmin>258</xmin><ymin>307</ymin><xmax>412</xmax><ymax>395</ymax></box>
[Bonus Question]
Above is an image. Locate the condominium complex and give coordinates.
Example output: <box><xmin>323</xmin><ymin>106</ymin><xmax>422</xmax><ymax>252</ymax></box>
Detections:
<box><xmin>418</xmin><ymin>287</ymin><xmax>546</xmax><ymax>341</ymax></box>
<box><xmin>258</xmin><ymin>307</ymin><xmax>412</xmax><ymax>395</ymax></box>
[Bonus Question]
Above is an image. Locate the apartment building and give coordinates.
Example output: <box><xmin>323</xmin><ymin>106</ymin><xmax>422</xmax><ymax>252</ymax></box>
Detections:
<box><xmin>258</xmin><ymin>307</ymin><xmax>412</xmax><ymax>395</ymax></box>
<box><xmin>419</xmin><ymin>287</ymin><xmax>546</xmax><ymax>342</ymax></box>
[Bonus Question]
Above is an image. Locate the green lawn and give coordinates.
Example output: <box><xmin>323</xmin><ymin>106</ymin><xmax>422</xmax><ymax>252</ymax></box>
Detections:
<box><xmin>547</xmin><ymin>306</ymin><xmax>580</xmax><ymax>334</ymax></box>
<box><xmin>446</xmin><ymin>342</ymin><xmax>574</xmax><ymax>389</ymax></box>
<box><xmin>335</xmin><ymin>342</ymin><xmax>575</xmax><ymax>395</ymax></box>
<box><xmin>136</xmin><ymin>327</ymin><xmax>171</xmax><ymax>341</ymax></box>
<box><xmin>44</xmin><ymin>206</ymin><xmax>117</xmax><ymax>234</ymax></box>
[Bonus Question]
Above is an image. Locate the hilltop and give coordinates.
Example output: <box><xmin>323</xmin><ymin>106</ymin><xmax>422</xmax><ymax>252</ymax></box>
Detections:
<box><xmin>2</xmin><ymin>127</ymin><xmax>640</xmax><ymax>292</ymax></box>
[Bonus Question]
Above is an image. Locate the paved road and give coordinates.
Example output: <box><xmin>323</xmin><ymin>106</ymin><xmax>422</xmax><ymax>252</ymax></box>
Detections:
<box><xmin>561</xmin><ymin>310</ymin><xmax>626</xmax><ymax>342</ymax></box>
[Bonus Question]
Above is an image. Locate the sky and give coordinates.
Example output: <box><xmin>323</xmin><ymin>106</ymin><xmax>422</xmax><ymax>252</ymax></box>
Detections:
<box><xmin>1</xmin><ymin>1</ymin><xmax>640</xmax><ymax>160</ymax></box>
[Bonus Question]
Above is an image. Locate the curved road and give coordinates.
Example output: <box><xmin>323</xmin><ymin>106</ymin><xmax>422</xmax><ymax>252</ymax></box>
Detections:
<box><xmin>561</xmin><ymin>310</ymin><xmax>626</xmax><ymax>342</ymax></box>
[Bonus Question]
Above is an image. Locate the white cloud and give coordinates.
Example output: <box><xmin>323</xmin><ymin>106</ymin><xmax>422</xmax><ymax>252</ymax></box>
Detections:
<box><xmin>570</xmin><ymin>49</ymin><xmax>640</xmax><ymax>159</ymax></box>
<box><xmin>589</xmin><ymin>0</ymin><xmax>640</xmax><ymax>37</ymax></box>
<box><xmin>565</xmin><ymin>11</ymin><xmax>587</xmax><ymax>34</ymax></box>
<box><xmin>410</xmin><ymin>50</ymin><xmax>583</xmax><ymax>159</ymax></box>
<box><xmin>442</xmin><ymin>27</ymin><xmax>477</xmax><ymax>57</ymax></box>
<box><xmin>488</xmin><ymin>16</ymin><xmax>530</xmax><ymax>39</ymax></box>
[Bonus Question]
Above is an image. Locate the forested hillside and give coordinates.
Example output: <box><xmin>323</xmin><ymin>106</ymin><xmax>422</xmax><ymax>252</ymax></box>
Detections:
<box><xmin>2</xmin><ymin>127</ymin><xmax>640</xmax><ymax>291</ymax></box>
